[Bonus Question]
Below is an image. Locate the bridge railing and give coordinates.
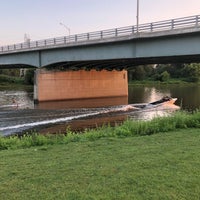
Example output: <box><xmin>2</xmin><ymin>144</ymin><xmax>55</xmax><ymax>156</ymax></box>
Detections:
<box><xmin>0</xmin><ymin>14</ymin><xmax>200</xmax><ymax>53</ymax></box>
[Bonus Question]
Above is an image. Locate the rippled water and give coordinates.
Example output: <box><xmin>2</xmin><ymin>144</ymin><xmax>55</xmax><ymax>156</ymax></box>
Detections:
<box><xmin>0</xmin><ymin>104</ymin><xmax>179</xmax><ymax>136</ymax></box>
<box><xmin>0</xmin><ymin>90</ymin><xmax>34</xmax><ymax>110</ymax></box>
<box><xmin>129</xmin><ymin>84</ymin><xmax>200</xmax><ymax>110</ymax></box>
<box><xmin>3</xmin><ymin>84</ymin><xmax>199</xmax><ymax>136</ymax></box>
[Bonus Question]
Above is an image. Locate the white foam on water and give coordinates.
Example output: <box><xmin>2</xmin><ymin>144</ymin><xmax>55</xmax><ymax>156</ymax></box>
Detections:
<box><xmin>0</xmin><ymin>104</ymin><xmax>179</xmax><ymax>132</ymax></box>
<box><xmin>0</xmin><ymin>105</ymin><xmax>16</xmax><ymax>108</ymax></box>
<box><xmin>0</xmin><ymin>111</ymin><xmax>100</xmax><ymax>131</ymax></box>
<box><xmin>0</xmin><ymin>105</ymin><xmax>135</xmax><ymax>132</ymax></box>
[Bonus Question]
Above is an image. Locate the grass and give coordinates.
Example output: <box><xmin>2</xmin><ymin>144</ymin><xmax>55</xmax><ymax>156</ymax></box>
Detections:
<box><xmin>0</xmin><ymin>111</ymin><xmax>200</xmax><ymax>199</ymax></box>
<box><xmin>0</xmin><ymin>74</ymin><xmax>24</xmax><ymax>84</ymax></box>
<box><xmin>0</xmin><ymin>129</ymin><xmax>199</xmax><ymax>200</ymax></box>
<box><xmin>128</xmin><ymin>78</ymin><xmax>197</xmax><ymax>86</ymax></box>
<box><xmin>0</xmin><ymin>74</ymin><xmax>33</xmax><ymax>90</ymax></box>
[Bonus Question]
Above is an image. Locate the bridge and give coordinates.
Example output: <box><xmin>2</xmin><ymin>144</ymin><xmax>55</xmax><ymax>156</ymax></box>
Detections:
<box><xmin>0</xmin><ymin>15</ymin><xmax>200</xmax><ymax>103</ymax></box>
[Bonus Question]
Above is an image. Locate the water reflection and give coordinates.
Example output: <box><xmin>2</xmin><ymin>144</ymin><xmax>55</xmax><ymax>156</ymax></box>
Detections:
<box><xmin>128</xmin><ymin>104</ymin><xmax>180</xmax><ymax>121</ymax></box>
<box><xmin>128</xmin><ymin>84</ymin><xmax>200</xmax><ymax>110</ymax></box>
<box><xmin>0</xmin><ymin>90</ymin><xmax>34</xmax><ymax>110</ymax></box>
<box><xmin>169</xmin><ymin>85</ymin><xmax>200</xmax><ymax>110</ymax></box>
<box><xmin>39</xmin><ymin>115</ymin><xmax>127</xmax><ymax>134</ymax></box>
<box><xmin>35</xmin><ymin>96</ymin><xmax>128</xmax><ymax>109</ymax></box>
<box><xmin>129</xmin><ymin>86</ymin><xmax>172</xmax><ymax>104</ymax></box>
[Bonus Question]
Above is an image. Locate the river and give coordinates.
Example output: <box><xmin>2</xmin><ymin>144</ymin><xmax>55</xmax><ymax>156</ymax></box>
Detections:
<box><xmin>1</xmin><ymin>84</ymin><xmax>199</xmax><ymax>136</ymax></box>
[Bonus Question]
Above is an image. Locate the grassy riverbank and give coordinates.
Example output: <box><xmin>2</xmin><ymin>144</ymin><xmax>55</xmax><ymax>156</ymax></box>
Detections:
<box><xmin>0</xmin><ymin>111</ymin><xmax>200</xmax><ymax>199</ymax></box>
<box><xmin>128</xmin><ymin>78</ymin><xmax>197</xmax><ymax>86</ymax></box>
<box><xmin>0</xmin><ymin>73</ymin><xmax>33</xmax><ymax>89</ymax></box>
<box><xmin>0</xmin><ymin>74</ymin><xmax>24</xmax><ymax>85</ymax></box>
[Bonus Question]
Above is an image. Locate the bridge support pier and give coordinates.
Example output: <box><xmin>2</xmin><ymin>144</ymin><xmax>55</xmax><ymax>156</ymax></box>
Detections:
<box><xmin>34</xmin><ymin>69</ymin><xmax>128</xmax><ymax>104</ymax></box>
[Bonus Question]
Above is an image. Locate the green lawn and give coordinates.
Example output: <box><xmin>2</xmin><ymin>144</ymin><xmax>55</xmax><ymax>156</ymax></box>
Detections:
<box><xmin>0</xmin><ymin>128</ymin><xmax>199</xmax><ymax>200</ymax></box>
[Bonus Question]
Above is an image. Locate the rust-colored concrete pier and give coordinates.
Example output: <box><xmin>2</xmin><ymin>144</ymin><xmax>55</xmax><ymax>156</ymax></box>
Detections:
<box><xmin>34</xmin><ymin>69</ymin><xmax>128</xmax><ymax>103</ymax></box>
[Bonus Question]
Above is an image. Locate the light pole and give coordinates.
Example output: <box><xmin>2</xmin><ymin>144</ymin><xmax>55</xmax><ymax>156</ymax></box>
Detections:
<box><xmin>136</xmin><ymin>0</ymin><xmax>139</xmax><ymax>32</ymax></box>
<box><xmin>60</xmin><ymin>22</ymin><xmax>71</xmax><ymax>41</ymax></box>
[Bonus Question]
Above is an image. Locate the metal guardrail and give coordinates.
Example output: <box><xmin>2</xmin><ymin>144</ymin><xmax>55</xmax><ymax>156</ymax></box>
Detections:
<box><xmin>0</xmin><ymin>14</ymin><xmax>200</xmax><ymax>53</ymax></box>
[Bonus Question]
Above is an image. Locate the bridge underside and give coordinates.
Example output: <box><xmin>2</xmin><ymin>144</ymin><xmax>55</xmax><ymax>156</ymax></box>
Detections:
<box><xmin>44</xmin><ymin>54</ymin><xmax>200</xmax><ymax>71</ymax></box>
<box><xmin>0</xmin><ymin>54</ymin><xmax>200</xmax><ymax>70</ymax></box>
<box><xmin>1</xmin><ymin>53</ymin><xmax>200</xmax><ymax>72</ymax></box>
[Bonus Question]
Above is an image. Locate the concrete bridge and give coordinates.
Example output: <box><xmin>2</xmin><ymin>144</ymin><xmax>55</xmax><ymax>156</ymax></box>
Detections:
<box><xmin>1</xmin><ymin>15</ymin><xmax>200</xmax><ymax>103</ymax></box>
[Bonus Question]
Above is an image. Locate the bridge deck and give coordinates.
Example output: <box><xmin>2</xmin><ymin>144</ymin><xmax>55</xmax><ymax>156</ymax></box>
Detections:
<box><xmin>0</xmin><ymin>14</ymin><xmax>200</xmax><ymax>55</ymax></box>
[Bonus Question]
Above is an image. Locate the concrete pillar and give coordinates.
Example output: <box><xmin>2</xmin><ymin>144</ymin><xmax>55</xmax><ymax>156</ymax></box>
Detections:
<box><xmin>34</xmin><ymin>69</ymin><xmax>128</xmax><ymax>103</ymax></box>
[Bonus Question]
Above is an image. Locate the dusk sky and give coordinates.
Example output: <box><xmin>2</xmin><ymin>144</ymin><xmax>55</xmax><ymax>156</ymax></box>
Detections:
<box><xmin>1</xmin><ymin>0</ymin><xmax>200</xmax><ymax>45</ymax></box>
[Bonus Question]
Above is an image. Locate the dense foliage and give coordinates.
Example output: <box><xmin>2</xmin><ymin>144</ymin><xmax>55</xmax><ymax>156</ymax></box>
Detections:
<box><xmin>1</xmin><ymin>63</ymin><xmax>200</xmax><ymax>85</ymax></box>
<box><xmin>0</xmin><ymin>69</ymin><xmax>20</xmax><ymax>77</ymax></box>
<box><xmin>128</xmin><ymin>63</ymin><xmax>200</xmax><ymax>83</ymax></box>
<box><xmin>0</xmin><ymin>68</ymin><xmax>34</xmax><ymax>85</ymax></box>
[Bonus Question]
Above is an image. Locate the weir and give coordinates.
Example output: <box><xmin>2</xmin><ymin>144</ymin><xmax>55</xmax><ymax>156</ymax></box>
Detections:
<box><xmin>34</xmin><ymin>69</ymin><xmax>128</xmax><ymax>103</ymax></box>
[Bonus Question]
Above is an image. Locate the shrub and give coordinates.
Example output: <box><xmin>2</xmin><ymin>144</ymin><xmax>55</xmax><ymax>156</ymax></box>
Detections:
<box><xmin>160</xmin><ymin>71</ymin><xmax>170</xmax><ymax>82</ymax></box>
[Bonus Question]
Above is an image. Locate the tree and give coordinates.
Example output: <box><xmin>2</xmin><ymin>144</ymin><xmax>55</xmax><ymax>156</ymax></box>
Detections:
<box><xmin>129</xmin><ymin>65</ymin><xmax>154</xmax><ymax>80</ymax></box>
<box><xmin>0</xmin><ymin>69</ymin><xmax>20</xmax><ymax>76</ymax></box>
<box><xmin>182</xmin><ymin>63</ymin><xmax>200</xmax><ymax>82</ymax></box>
<box><xmin>160</xmin><ymin>71</ymin><xmax>170</xmax><ymax>82</ymax></box>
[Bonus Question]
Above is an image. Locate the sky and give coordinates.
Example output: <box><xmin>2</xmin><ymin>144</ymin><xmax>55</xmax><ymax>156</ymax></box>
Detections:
<box><xmin>1</xmin><ymin>0</ymin><xmax>200</xmax><ymax>45</ymax></box>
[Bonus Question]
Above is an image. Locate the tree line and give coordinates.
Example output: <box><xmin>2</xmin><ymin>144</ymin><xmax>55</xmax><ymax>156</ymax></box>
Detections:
<box><xmin>128</xmin><ymin>63</ymin><xmax>200</xmax><ymax>83</ymax></box>
<box><xmin>0</xmin><ymin>69</ymin><xmax>34</xmax><ymax>85</ymax></box>
<box><xmin>1</xmin><ymin>63</ymin><xmax>200</xmax><ymax>85</ymax></box>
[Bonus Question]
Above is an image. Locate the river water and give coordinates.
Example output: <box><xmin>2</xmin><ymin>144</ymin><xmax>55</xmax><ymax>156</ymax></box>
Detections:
<box><xmin>1</xmin><ymin>84</ymin><xmax>199</xmax><ymax>136</ymax></box>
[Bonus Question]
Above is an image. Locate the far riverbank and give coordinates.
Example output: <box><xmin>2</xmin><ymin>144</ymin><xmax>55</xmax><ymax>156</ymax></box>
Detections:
<box><xmin>128</xmin><ymin>78</ymin><xmax>200</xmax><ymax>86</ymax></box>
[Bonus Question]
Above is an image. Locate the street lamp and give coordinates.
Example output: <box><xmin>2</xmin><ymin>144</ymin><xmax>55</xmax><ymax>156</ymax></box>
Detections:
<box><xmin>60</xmin><ymin>22</ymin><xmax>71</xmax><ymax>41</ymax></box>
<box><xmin>136</xmin><ymin>0</ymin><xmax>139</xmax><ymax>32</ymax></box>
